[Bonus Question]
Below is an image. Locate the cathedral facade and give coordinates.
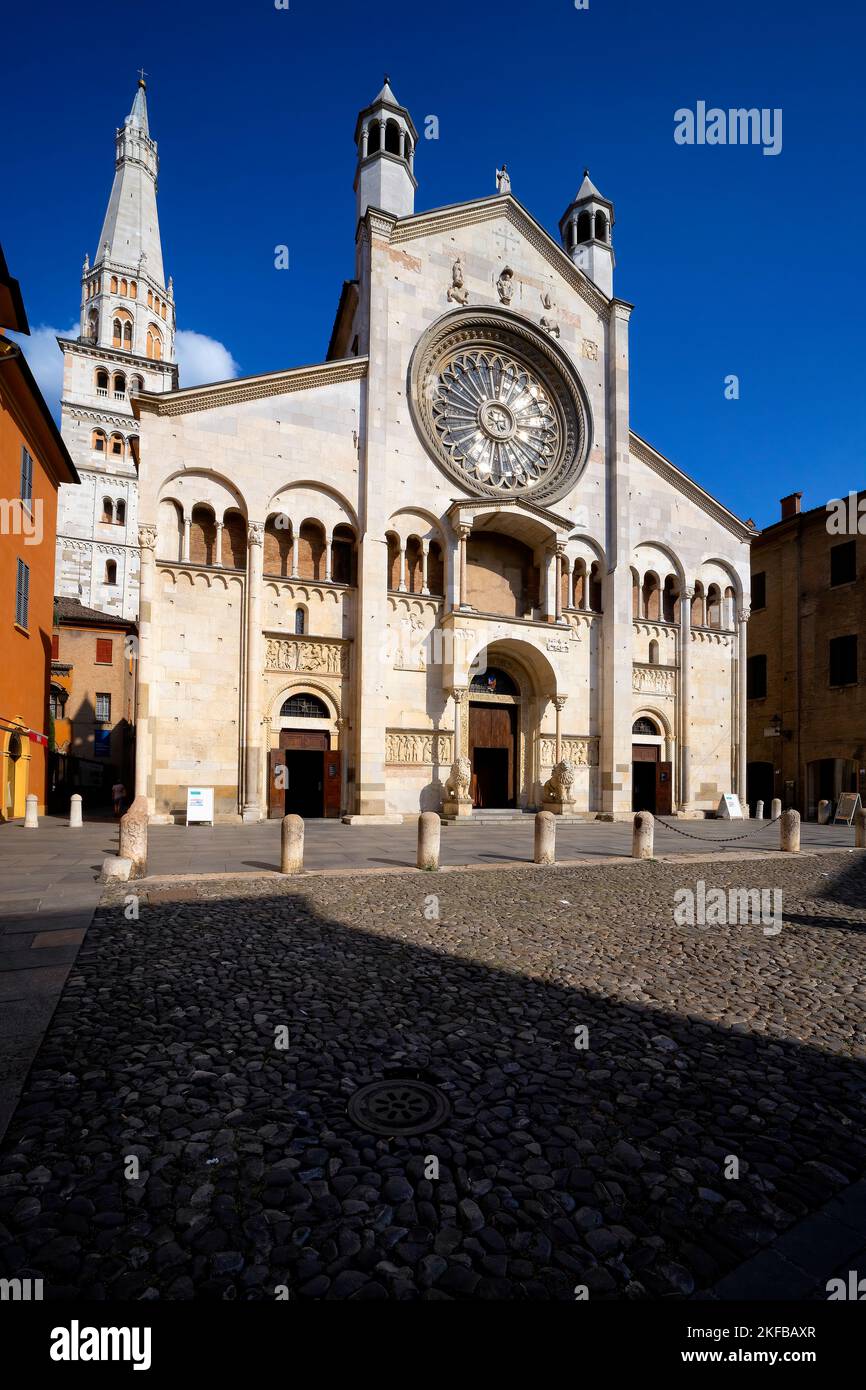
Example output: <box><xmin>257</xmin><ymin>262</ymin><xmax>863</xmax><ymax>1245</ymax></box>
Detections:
<box><xmin>132</xmin><ymin>80</ymin><xmax>754</xmax><ymax>824</ymax></box>
<box><xmin>55</xmin><ymin>80</ymin><xmax>177</xmax><ymax>622</ymax></box>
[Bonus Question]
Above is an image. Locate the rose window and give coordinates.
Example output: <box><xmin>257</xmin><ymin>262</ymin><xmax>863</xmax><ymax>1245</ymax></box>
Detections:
<box><xmin>431</xmin><ymin>351</ymin><xmax>560</xmax><ymax>492</ymax></box>
<box><xmin>408</xmin><ymin>309</ymin><xmax>591</xmax><ymax>505</ymax></box>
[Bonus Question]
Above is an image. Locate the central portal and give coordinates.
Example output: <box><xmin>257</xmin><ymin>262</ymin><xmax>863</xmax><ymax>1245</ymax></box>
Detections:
<box><xmin>469</xmin><ymin>700</ymin><xmax>517</xmax><ymax>809</ymax></box>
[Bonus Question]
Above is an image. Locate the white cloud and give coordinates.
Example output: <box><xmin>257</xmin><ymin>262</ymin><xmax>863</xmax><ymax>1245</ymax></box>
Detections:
<box><xmin>175</xmin><ymin>330</ymin><xmax>239</xmax><ymax>387</ymax></box>
<box><xmin>7</xmin><ymin>324</ymin><xmax>239</xmax><ymax>416</ymax></box>
<box><xmin>8</xmin><ymin>324</ymin><xmax>76</xmax><ymax>420</ymax></box>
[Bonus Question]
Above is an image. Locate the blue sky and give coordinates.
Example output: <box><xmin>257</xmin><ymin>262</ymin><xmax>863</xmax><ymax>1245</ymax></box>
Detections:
<box><xmin>4</xmin><ymin>0</ymin><xmax>864</xmax><ymax>528</ymax></box>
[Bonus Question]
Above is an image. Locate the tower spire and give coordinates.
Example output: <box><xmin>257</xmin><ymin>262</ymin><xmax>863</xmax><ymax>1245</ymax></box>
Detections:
<box><xmin>559</xmin><ymin>169</ymin><xmax>616</xmax><ymax>298</ymax></box>
<box><xmin>80</xmin><ymin>76</ymin><xmax>174</xmax><ymax>364</ymax></box>
<box><xmin>95</xmin><ymin>77</ymin><xmax>165</xmax><ymax>288</ymax></box>
<box><xmin>353</xmin><ymin>76</ymin><xmax>418</xmax><ymax>222</ymax></box>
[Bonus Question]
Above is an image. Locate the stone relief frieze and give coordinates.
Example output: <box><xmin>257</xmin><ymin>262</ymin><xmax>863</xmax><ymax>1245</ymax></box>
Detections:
<box><xmin>385</xmin><ymin>730</ymin><xmax>454</xmax><ymax>765</ymax></box>
<box><xmin>265</xmin><ymin>636</ymin><xmax>348</xmax><ymax>677</ymax></box>
<box><xmin>633</xmin><ymin>665</ymin><xmax>676</xmax><ymax>696</ymax></box>
<box><xmin>538</xmin><ymin>736</ymin><xmax>598</xmax><ymax>768</ymax></box>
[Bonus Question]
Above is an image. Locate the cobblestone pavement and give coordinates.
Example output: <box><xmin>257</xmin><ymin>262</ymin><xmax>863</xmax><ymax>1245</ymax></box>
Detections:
<box><xmin>0</xmin><ymin>851</ymin><xmax>864</xmax><ymax>1301</ymax></box>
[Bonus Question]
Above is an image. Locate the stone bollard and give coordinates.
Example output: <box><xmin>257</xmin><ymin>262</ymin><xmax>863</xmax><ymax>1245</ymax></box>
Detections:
<box><xmin>24</xmin><ymin>794</ymin><xmax>38</xmax><ymax>828</ymax></box>
<box><xmin>780</xmin><ymin>808</ymin><xmax>800</xmax><ymax>853</ymax></box>
<box><xmin>280</xmin><ymin>813</ymin><xmax>304</xmax><ymax>874</ymax></box>
<box><xmin>770</xmin><ymin>797</ymin><xmax>782</xmax><ymax>821</ymax></box>
<box><xmin>632</xmin><ymin>811</ymin><xmax>654</xmax><ymax>859</ymax></box>
<box><xmin>755</xmin><ymin>800</ymin><xmax>764</xmax><ymax>821</ymax></box>
<box><xmin>817</xmin><ymin>799</ymin><xmax>831</xmax><ymax>825</ymax></box>
<box><xmin>69</xmin><ymin>794</ymin><xmax>83</xmax><ymax>828</ymax></box>
<box><xmin>855</xmin><ymin>807</ymin><xmax>866</xmax><ymax>849</ymax></box>
<box><xmin>119</xmin><ymin>796</ymin><xmax>148</xmax><ymax>879</ymax></box>
<box><xmin>417</xmin><ymin>812</ymin><xmax>440</xmax><ymax>870</ymax></box>
<box><xmin>534</xmin><ymin>810</ymin><xmax>556</xmax><ymax>865</ymax></box>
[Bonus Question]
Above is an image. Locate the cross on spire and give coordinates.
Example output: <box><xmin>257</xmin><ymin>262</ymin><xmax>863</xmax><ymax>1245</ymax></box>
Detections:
<box><xmin>137</xmin><ymin>67</ymin><xmax>147</xmax><ymax>86</ymax></box>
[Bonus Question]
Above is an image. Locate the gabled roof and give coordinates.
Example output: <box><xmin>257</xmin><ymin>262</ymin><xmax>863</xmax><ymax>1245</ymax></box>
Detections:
<box><xmin>133</xmin><ymin>354</ymin><xmax>368</xmax><ymax>418</ymax></box>
<box><xmin>387</xmin><ymin>192</ymin><xmax>618</xmax><ymax>318</ymax></box>
<box><xmin>54</xmin><ymin>597</ymin><xmax>136</xmax><ymax>631</ymax></box>
<box><xmin>0</xmin><ymin>241</ymin><xmax>29</xmax><ymax>333</ymax></box>
<box><xmin>629</xmin><ymin>431</ymin><xmax>757</xmax><ymax>541</ymax></box>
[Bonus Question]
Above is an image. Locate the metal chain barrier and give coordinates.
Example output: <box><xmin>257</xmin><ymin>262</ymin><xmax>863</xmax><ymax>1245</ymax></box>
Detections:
<box><xmin>654</xmin><ymin>814</ymin><xmax>783</xmax><ymax>844</ymax></box>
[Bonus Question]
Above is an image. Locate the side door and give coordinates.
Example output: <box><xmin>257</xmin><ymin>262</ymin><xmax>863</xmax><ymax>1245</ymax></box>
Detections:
<box><xmin>655</xmin><ymin>761</ymin><xmax>673</xmax><ymax>815</ymax></box>
<box><xmin>267</xmin><ymin>749</ymin><xmax>286</xmax><ymax>819</ymax></box>
<box><xmin>323</xmin><ymin>749</ymin><xmax>341</xmax><ymax>818</ymax></box>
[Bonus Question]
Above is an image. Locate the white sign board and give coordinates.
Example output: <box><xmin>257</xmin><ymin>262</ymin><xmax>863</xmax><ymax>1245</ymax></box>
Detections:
<box><xmin>834</xmin><ymin>792</ymin><xmax>861</xmax><ymax>825</ymax></box>
<box><xmin>186</xmin><ymin>786</ymin><xmax>214</xmax><ymax>826</ymax></box>
<box><xmin>716</xmin><ymin>793</ymin><xmax>744</xmax><ymax>820</ymax></box>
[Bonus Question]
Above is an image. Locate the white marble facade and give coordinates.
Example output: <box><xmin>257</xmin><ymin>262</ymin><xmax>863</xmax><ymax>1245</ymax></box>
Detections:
<box><xmin>133</xmin><ymin>80</ymin><xmax>754</xmax><ymax>824</ymax></box>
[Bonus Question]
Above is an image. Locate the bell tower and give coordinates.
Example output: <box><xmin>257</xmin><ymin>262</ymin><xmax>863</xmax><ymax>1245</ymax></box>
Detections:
<box><xmin>559</xmin><ymin>170</ymin><xmax>615</xmax><ymax>299</ymax></box>
<box><xmin>354</xmin><ymin>77</ymin><xmax>418</xmax><ymax>222</ymax></box>
<box><xmin>55</xmin><ymin>76</ymin><xmax>178</xmax><ymax>621</ymax></box>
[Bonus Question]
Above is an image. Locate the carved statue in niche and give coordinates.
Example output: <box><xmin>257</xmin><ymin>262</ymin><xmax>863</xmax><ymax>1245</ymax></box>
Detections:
<box><xmin>496</xmin><ymin>266</ymin><xmax>515</xmax><ymax>304</ymax></box>
<box><xmin>447</xmin><ymin>258</ymin><xmax>469</xmax><ymax>305</ymax></box>
<box><xmin>495</xmin><ymin>164</ymin><xmax>511</xmax><ymax>194</ymax></box>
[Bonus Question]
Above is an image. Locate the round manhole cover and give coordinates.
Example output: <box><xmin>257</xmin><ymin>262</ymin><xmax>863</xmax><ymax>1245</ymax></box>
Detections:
<box><xmin>347</xmin><ymin>1078</ymin><xmax>451</xmax><ymax>1136</ymax></box>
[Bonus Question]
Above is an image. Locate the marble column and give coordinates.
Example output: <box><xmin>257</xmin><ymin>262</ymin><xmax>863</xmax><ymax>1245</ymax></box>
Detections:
<box><xmin>737</xmin><ymin>606</ymin><xmax>750</xmax><ymax>805</ymax></box>
<box><xmin>134</xmin><ymin>525</ymin><xmax>157</xmax><ymax>808</ymax></box>
<box><xmin>457</xmin><ymin>525</ymin><xmax>471</xmax><ymax>608</ymax></box>
<box><xmin>679</xmin><ymin>585</ymin><xmax>694</xmax><ymax>810</ymax></box>
<box><xmin>324</xmin><ymin>530</ymin><xmax>333</xmax><ymax>583</ymax></box>
<box><xmin>553</xmin><ymin>694</ymin><xmax>567</xmax><ymax>763</ymax></box>
<box><xmin>420</xmin><ymin>542</ymin><xmax>430</xmax><ymax>596</ymax></box>
<box><xmin>555</xmin><ymin>546</ymin><xmax>566</xmax><ymax>622</ymax></box>
<box><xmin>182</xmin><ymin>517</ymin><xmax>191</xmax><ymax>563</ymax></box>
<box><xmin>242</xmin><ymin>522</ymin><xmax>265</xmax><ymax>822</ymax></box>
<box><xmin>215</xmin><ymin>521</ymin><xmax>224</xmax><ymax>567</ymax></box>
<box><xmin>451</xmin><ymin>685</ymin><xmax>469</xmax><ymax>761</ymax></box>
<box><xmin>397</xmin><ymin>542</ymin><xmax>407</xmax><ymax>593</ymax></box>
<box><xmin>336</xmin><ymin>716</ymin><xmax>350</xmax><ymax>817</ymax></box>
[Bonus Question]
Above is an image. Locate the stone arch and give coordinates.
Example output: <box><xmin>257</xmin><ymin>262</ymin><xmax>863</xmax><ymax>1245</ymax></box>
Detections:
<box><xmin>459</xmin><ymin>634</ymin><xmax>562</xmax><ymax>695</ymax></box>
<box><xmin>268</xmin><ymin>680</ymin><xmax>341</xmax><ymax>723</ymax></box>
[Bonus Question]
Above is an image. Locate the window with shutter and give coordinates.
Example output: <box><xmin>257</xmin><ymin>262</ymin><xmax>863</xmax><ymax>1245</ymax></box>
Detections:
<box><xmin>20</xmin><ymin>447</ymin><xmax>33</xmax><ymax>504</ymax></box>
<box><xmin>51</xmin><ymin>634</ymin><xmax>59</xmax><ymax>659</ymax></box>
<box><xmin>15</xmin><ymin>560</ymin><xmax>30</xmax><ymax>629</ymax></box>
<box><xmin>95</xmin><ymin>637</ymin><xmax>113</xmax><ymax>664</ymax></box>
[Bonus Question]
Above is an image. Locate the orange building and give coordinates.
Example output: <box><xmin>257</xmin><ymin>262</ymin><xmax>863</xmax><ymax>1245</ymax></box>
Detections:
<box><xmin>1</xmin><ymin>243</ymin><xmax>79</xmax><ymax>819</ymax></box>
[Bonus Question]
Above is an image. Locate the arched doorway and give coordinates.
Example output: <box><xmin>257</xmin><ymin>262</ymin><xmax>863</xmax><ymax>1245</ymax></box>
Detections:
<box><xmin>468</xmin><ymin>666</ymin><xmax>519</xmax><ymax>808</ymax></box>
<box><xmin>268</xmin><ymin>693</ymin><xmax>340</xmax><ymax>819</ymax></box>
<box><xmin>631</xmin><ymin>716</ymin><xmax>671</xmax><ymax>814</ymax></box>
<box><xmin>4</xmin><ymin>731</ymin><xmax>22</xmax><ymax>821</ymax></box>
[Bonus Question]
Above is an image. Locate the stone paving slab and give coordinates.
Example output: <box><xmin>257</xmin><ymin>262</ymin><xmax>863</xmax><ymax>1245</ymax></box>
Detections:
<box><xmin>0</xmin><ymin>823</ymin><xmax>106</xmax><ymax>1144</ymax></box>
<box><xmin>0</xmin><ymin>849</ymin><xmax>863</xmax><ymax>1301</ymax></box>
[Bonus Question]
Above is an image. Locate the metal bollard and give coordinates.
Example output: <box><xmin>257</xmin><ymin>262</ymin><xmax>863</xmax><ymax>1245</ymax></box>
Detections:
<box><xmin>632</xmin><ymin>811</ymin><xmax>654</xmax><ymax>859</ymax></box>
<box><xmin>69</xmin><ymin>794</ymin><xmax>83</xmax><ymax>828</ymax></box>
<box><xmin>417</xmin><ymin>811</ymin><xmax>440</xmax><ymax>870</ymax></box>
<box><xmin>119</xmin><ymin>797</ymin><xmax>149</xmax><ymax>879</ymax></box>
<box><xmin>780</xmin><ymin>808</ymin><xmax>800</xmax><ymax>853</ymax></box>
<box><xmin>770</xmin><ymin>797</ymin><xmax>782</xmax><ymax>821</ymax></box>
<box><xmin>817</xmin><ymin>799</ymin><xmax>831</xmax><ymax>825</ymax></box>
<box><xmin>534</xmin><ymin>810</ymin><xmax>556</xmax><ymax>865</ymax></box>
<box><xmin>755</xmin><ymin>800</ymin><xmax>764</xmax><ymax>821</ymax></box>
<box><xmin>280</xmin><ymin>813</ymin><xmax>304</xmax><ymax>874</ymax></box>
<box><xmin>855</xmin><ymin>807</ymin><xmax>866</xmax><ymax>849</ymax></box>
<box><xmin>24</xmin><ymin>794</ymin><xmax>38</xmax><ymax>829</ymax></box>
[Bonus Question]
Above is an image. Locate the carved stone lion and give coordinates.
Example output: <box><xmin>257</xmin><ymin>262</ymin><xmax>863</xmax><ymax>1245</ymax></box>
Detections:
<box><xmin>543</xmin><ymin>758</ymin><xmax>576</xmax><ymax>805</ymax></box>
<box><xmin>444</xmin><ymin>756</ymin><xmax>472</xmax><ymax>803</ymax></box>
